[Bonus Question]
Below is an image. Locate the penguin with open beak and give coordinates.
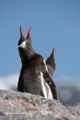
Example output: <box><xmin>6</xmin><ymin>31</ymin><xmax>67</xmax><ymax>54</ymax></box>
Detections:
<box><xmin>17</xmin><ymin>27</ymin><xmax>58</xmax><ymax>100</ymax></box>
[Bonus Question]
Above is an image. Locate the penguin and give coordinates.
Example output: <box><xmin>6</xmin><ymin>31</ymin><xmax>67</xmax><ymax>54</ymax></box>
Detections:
<box><xmin>45</xmin><ymin>49</ymin><xmax>58</xmax><ymax>99</ymax></box>
<box><xmin>46</xmin><ymin>49</ymin><xmax>56</xmax><ymax>79</ymax></box>
<box><xmin>17</xmin><ymin>27</ymin><xmax>58</xmax><ymax>100</ymax></box>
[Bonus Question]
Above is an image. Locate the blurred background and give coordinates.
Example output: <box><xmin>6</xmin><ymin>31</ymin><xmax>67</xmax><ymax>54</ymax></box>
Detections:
<box><xmin>0</xmin><ymin>0</ymin><xmax>80</xmax><ymax>106</ymax></box>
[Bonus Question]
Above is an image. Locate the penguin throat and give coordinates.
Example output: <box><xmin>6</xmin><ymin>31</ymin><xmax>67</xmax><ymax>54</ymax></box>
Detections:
<box><xmin>18</xmin><ymin>41</ymin><xmax>26</xmax><ymax>49</ymax></box>
<box><xmin>19</xmin><ymin>46</ymin><xmax>36</xmax><ymax>64</ymax></box>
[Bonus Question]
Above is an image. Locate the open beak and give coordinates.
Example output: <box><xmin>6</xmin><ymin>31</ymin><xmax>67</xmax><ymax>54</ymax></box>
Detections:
<box><xmin>26</xmin><ymin>28</ymin><xmax>31</xmax><ymax>40</ymax></box>
<box><xmin>52</xmin><ymin>49</ymin><xmax>55</xmax><ymax>55</ymax></box>
<box><xmin>20</xmin><ymin>26</ymin><xmax>24</xmax><ymax>38</ymax></box>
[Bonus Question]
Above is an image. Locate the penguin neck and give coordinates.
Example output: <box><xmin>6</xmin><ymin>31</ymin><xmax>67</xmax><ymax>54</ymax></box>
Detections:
<box><xmin>19</xmin><ymin>45</ymin><xmax>36</xmax><ymax>64</ymax></box>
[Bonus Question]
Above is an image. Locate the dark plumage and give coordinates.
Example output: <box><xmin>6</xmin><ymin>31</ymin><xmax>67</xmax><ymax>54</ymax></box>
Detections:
<box><xmin>17</xmin><ymin>27</ymin><xmax>58</xmax><ymax>100</ymax></box>
<box><xmin>45</xmin><ymin>49</ymin><xmax>58</xmax><ymax>99</ymax></box>
<box><xmin>46</xmin><ymin>49</ymin><xmax>56</xmax><ymax>79</ymax></box>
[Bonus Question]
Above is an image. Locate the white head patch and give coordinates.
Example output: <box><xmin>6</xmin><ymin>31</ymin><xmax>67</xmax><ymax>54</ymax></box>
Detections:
<box><xmin>18</xmin><ymin>41</ymin><xmax>26</xmax><ymax>48</ymax></box>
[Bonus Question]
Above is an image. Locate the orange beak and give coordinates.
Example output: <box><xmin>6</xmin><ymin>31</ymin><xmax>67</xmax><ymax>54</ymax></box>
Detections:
<box><xmin>20</xmin><ymin>26</ymin><xmax>24</xmax><ymax>37</ymax></box>
<box><xmin>52</xmin><ymin>49</ymin><xmax>55</xmax><ymax>54</ymax></box>
<box><xmin>26</xmin><ymin>28</ymin><xmax>31</xmax><ymax>40</ymax></box>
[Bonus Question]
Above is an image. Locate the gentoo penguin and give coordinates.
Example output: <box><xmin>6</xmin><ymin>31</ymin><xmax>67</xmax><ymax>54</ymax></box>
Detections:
<box><xmin>46</xmin><ymin>49</ymin><xmax>56</xmax><ymax>79</ymax></box>
<box><xmin>17</xmin><ymin>27</ymin><xmax>58</xmax><ymax>100</ymax></box>
<box><xmin>45</xmin><ymin>49</ymin><xmax>58</xmax><ymax>99</ymax></box>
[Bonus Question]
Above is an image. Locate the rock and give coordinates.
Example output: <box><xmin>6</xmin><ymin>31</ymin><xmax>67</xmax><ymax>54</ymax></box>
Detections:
<box><xmin>0</xmin><ymin>89</ymin><xmax>80</xmax><ymax>120</ymax></box>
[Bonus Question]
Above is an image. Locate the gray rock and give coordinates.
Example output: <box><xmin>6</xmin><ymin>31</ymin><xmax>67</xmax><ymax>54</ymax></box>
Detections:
<box><xmin>0</xmin><ymin>89</ymin><xmax>80</xmax><ymax>120</ymax></box>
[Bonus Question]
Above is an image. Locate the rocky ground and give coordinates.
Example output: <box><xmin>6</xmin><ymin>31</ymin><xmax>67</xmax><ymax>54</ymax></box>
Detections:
<box><xmin>0</xmin><ymin>89</ymin><xmax>80</xmax><ymax>120</ymax></box>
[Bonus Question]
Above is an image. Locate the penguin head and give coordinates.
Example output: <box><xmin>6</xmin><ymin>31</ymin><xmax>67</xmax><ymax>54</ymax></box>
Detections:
<box><xmin>18</xmin><ymin>26</ymin><xmax>32</xmax><ymax>49</ymax></box>
<box><xmin>46</xmin><ymin>49</ymin><xmax>56</xmax><ymax>78</ymax></box>
<box><xmin>50</xmin><ymin>49</ymin><xmax>56</xmax><ymax>71</ymax></box>
<box><xmin>18</xmin><ymin>27</ymin><xmax>35</xmax><ymax>63</ymax></box>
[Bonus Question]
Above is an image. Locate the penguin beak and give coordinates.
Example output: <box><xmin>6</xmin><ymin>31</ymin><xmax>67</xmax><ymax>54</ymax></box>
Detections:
<box><xmin>52</xmin><ymin>49</ymin><xmax>55</xmax><ymax>55</ymax></box>
<box><xmin>20</xmin><ymin>26</ymin><xmax>24</xmax><ymax>38</ymax></box>
<box><xmin>26</xmin><ymin>28</ymin><xmax>31</xmax><ymax>40</ymax></box>
<box><xmin>18</xmin><ymin>26</ymin><xmax>26</xmax><ymax>48</ymax></box>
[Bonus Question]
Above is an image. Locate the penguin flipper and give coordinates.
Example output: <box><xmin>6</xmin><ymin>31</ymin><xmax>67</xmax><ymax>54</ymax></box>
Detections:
<box><xmin>43</xmin><ymin>71</ymin><xmax>58</xmax><ymax>100</ymax></box>
<box><xmin>49</xmin><ymin>80</ymin><xmax>58</xmax><ymax>100</ymax></box>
